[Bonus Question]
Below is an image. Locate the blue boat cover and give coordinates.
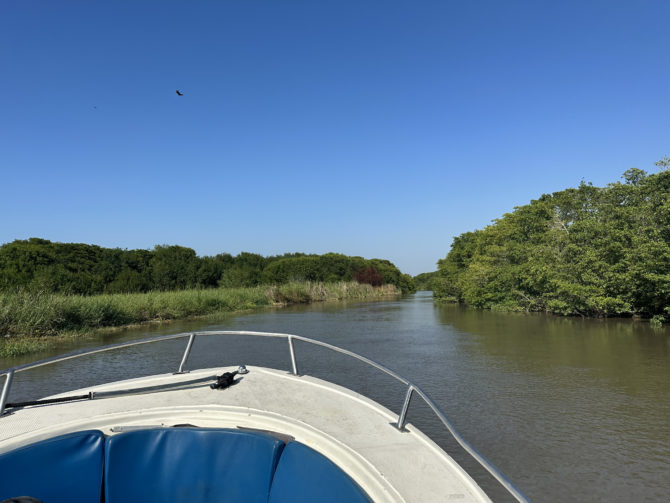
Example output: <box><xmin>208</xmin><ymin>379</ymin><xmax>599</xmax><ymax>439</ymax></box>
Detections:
<box><xmin>105</xmin><ymin>427</ymin><xmax>284</xmax><ymax>503</ymax></box>
<box><xmin>0</xmin><ymin>428</ymin><xmax>372</xmax><ymax>503</ymax></box>
<box><xmin>269</xmin><ymin>441</ymin><xmax>372</xmax><ymax>503</ymax></box>
<box><xmin>0</xmin><ymin>430</ymin><xmax>104</xmax><ymax>503</ymax></box>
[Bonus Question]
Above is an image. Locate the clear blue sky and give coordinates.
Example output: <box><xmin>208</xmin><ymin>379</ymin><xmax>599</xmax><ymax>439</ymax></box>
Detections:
<box><xmin>2</xmin><ymin>1</ymin><xmax>668</xmax><ymax>275</ymax></box>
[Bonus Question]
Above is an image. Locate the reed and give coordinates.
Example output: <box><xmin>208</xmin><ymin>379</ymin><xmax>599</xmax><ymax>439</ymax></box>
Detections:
<box><xmin>265</xmin><ymin>281</ymin><xmax>398</xmax><ymax>304</ymax></box>
<box><xmin>0</xmin><ymin>282</ymin><xmax>399</xmax><ymax>357</ymax></box>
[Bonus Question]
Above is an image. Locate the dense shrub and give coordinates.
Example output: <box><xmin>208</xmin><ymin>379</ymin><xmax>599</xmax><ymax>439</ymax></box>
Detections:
<box><xmin>0</xmin><ymin>242</ymin><xmax>416</xmax><ymax>294</ymax></box>
<box><xmin>435</xmin><ymin>162</ymin><xmax>670</xmax><ymax>317</ymax></box>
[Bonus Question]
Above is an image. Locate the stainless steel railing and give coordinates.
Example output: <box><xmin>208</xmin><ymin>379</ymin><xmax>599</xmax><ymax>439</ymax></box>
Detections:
<box><xmin>0</xmin><ymin>330</ymin><xmax>531</xmax><ymax>503</ymax></box>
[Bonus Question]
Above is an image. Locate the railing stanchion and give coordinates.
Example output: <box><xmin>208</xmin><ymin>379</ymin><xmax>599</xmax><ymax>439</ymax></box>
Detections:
<box><xmin>0</xmin><ymin>370</ymin><xmax>14</xmax><ymax>416</ymax></box>
<box><xmin>288</xmin><ymin>336</ymin><xmax>299</xmax><ymax>375</ymax></box>
<box><xmin>397</xmin><ymin>385</ymin><xmax>414</xmax><ymax>430</ymax></box>
<box><xmin>176</xmin><ymin>334</ymin><xmax>196</xmax><ymax>374</ymax></box>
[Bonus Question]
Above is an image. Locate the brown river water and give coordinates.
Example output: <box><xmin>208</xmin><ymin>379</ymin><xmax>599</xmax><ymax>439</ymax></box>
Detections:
<box><xmin>2</xmin><ymin>291</ymin><xmax>670</xmax><ymax>502</ymax></box>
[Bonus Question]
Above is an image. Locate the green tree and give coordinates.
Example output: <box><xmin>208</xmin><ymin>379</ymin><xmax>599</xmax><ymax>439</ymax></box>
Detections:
<box><xmin>436</xmin><ymin>161</ymin><xmax>670</xmax><ymax>317</ymax></box>
<box><xmin>150</xmin><ymin>245</ymin><xmax>198</xmax><ymax>290</ymax></box>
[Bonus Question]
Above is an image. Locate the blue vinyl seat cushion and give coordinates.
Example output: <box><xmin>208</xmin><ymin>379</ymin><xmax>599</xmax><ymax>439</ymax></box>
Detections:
<box><xmin>104</xmin><ymin>427</ymin><xmax>284</xmax><ymax>503</ymax></box>
<box><xmin>0</xmin><ymin>430</ymin><xmax>105</xmax><ymax>503</ymax></box>
<box><xmin>269</xmin><ymin>441</ymin><xmax>372</xmax><ymax>503</ymax></box>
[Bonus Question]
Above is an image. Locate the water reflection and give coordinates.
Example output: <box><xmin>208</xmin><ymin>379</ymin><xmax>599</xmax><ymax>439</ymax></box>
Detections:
<box><xmin>433</xmin><ymin>301</ymin><xmax>670</xmax><ymax>502</ymax></box>
<box><xmin>436</xmin><ymin>303</ymin><xmax>670</xmax><ymax>397</ymax></box>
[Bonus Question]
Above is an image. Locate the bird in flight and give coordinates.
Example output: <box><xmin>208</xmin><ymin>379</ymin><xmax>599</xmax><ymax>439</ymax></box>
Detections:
<box><xmin>176</xmin><ymin>90</ymin><xmax>183</xmax><ymax>96</ymax></box>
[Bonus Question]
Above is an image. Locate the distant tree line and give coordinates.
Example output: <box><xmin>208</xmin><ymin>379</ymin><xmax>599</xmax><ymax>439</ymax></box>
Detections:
<box><xmin>413</xmin><ymin>271</ymin><xmax>438</xmax><ymax>291</ymax></box>
<box><xmin>434</xmin><ymin>160</ymin><xmax>670</xmax><ymax>318</ymax></box>
<box><xmin>0</xmin><ymin>239</ymin><xmax>415</xmax><ymax>295</ymax></box>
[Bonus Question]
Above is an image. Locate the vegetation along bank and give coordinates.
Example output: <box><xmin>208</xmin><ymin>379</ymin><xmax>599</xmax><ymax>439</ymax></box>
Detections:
<box><xmin>0</xmin><ymin>240</ymin><xmax>414</xmax><ymax>356</ymax></box>
<box><xmin>0</xmin><ymin>282</ymin><xmax>400</xmax><ymax>357</ymax></box>
<box><xmin>434</xmin><ymin>159</ymin><xmax>670</xmax><ymax>322</ymax></box>
<box><xmin>0</xmin><ymin>240</ymin><xmax>415</xmax><ymax>295</ymax></box>
<box><xmin>413</xmin><ymin>271</ymin><xmax>438</xmax><ymax>291</ymax></box>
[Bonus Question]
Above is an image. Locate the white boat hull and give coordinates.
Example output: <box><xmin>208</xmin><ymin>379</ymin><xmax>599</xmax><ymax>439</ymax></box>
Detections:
<box><xmin>0</xmin><ymin>366</ymin><xmax>491</xmax><ymax>502</ymax></box>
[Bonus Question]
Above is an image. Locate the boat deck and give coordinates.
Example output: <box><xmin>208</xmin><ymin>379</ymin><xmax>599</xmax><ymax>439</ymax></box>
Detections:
<box><xmin>0</xmin><ymin>366</ymin><xmax>491</xmax><ymax>503</ymax></box>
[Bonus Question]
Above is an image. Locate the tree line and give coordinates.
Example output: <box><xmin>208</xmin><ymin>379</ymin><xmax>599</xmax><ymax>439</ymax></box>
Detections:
<box><xmin>0</xmin><ymin>238</ymin><xmax>415</xmax><ymax>295</ymax></box>
<box><xmin>434</xmin><ymin>160</ymin><xmax>670</xmax><ymax>318</ymax></box>
<box><xmin>413</xmin><ymin>271</ymin><xmax>438</xmax><ymax>291</ymax></box>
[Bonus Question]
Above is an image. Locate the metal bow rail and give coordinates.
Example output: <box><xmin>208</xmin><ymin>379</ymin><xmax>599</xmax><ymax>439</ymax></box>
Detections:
<box><xmin>0</xmin><ymin>330</ymin><xmax>531</xmax><ymax>503</ymax></box>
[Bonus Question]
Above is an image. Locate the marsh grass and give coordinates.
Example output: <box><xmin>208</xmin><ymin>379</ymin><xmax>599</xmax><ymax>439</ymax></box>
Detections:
<box><xmin>1</xmin><ymin>337</ymin><xmax>50</xmax><ymax>357</ymax></box>
<box><xmin>265</xmin><ymin>281</ymin><xmax>398</xmax><ymax>304</ymax></box>
<box><xmin>0</xmin><ymin>282</ymin><xmax>399</xmax><ymax>357</ymax></box>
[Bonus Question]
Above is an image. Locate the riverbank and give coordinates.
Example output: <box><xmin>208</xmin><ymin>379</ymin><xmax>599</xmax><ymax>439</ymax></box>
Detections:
<box><xmin>0</xmin><ymin>282</ymin><xmax>399</xmax><ymax>357</ymax></box>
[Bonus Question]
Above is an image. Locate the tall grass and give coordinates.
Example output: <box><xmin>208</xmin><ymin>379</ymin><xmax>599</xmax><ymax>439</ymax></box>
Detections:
<box><xmin>0</xmin><ymin>282</ymin><xmax>399</xmax><ymax>356</ymax></box>
<box><xmin>0</xmin><ymin>287</ymin><xmax>272</xmax><ymax>337</ymax></box>
<box><xmin>265</xmin><ymin>281</ymin><xmax>398</xmax><ymax>304</ymax></box>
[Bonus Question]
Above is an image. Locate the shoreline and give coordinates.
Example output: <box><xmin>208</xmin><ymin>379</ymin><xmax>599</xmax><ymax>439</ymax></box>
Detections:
<box><xmin>0</xmin><ymin>282</ymin><xmax>400</xmax><ymax>358</ymax></box>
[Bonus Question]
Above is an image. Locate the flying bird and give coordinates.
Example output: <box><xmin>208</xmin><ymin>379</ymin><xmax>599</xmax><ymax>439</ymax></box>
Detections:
<box><xmin>176</xmin><ymin>90</ymin><xmax>183</xmax><ymax>96</ymax></box>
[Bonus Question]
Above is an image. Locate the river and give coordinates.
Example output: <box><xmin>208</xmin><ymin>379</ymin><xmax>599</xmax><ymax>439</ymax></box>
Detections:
<box><xmin>2</xmin><ymin>291</ymin><xmax>670</xmax><ymax>502</ymax></box>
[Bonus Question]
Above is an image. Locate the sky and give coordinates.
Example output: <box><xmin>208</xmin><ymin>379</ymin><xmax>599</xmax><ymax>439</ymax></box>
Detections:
<box><xmin>1</xmin><ymin>1</ymin><xmax>669</xmax><ymax>276</ymax></box>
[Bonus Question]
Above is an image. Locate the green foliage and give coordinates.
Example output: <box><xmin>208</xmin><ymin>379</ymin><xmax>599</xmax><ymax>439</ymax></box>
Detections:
<box><xmin>0</xmin><ymin>337</ymin><xmax>49</xmax><ymax>357</ymax></box>
<box><xmin>413</xmin><ymin>271</ymin><xmax>438</xmax><ymax>290</ymax></box>
<box><xmin>649</xmin><ymin>315</ymin><xmax>664</xmax><ymax>328</ymax></box>
<box><xmin>265</xmin><ymin>281</ymin><xmax>400</xmax><ymax>304</ymax></box>
<box><xmin>0</xmin><ymin>288</ymin><xmax>272</xmax><ymax>338</ymax></box>
<box><xmin>436</xmin><ymin>160</ymin><xmax>670</xmax><ymax>317</ymax></box>
<box><xmin>261</xmin><ymin>256</ymin><xmax>323</xmax><ymax>284</ymax></box>
<box><xmin>0</xmin><ymin>282</ymin><xmax>401</xmax><ymax>356</ymax></box>
<box><xmin>0</xmin><ymin>241</ymin><xmax>414</xmax><ymax>295</ymax></box>
<box><xmin>150</xmin><ymin>245</ymin><xmax>199</xmax><ymax>290</ymax></box>
<box><xmin>258</xmin><ymin>253</ymin><xmax>416</xmax><ymax>293</ymax></box>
